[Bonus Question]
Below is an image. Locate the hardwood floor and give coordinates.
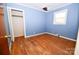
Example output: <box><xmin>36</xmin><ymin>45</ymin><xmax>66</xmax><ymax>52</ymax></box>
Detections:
<box><xmin>11</xmin><ymin>34</ymin><xmax>76</xmax><ymax>55</ymax></box>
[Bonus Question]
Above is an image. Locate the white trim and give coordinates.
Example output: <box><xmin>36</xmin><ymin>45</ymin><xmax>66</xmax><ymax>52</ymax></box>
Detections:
<box><xmin>7</xmin><ymin>7</ymin><xmax>26</xmax><ymax>41</ymax></box>
<box><xmin>74</xmin><ymin>31</ymin><xmax>79</xmax><ymax>55</ymax></box>
<box><xmin>45</xmin><ymin>32</ymin><xmax>59</xmax><ymax>36</ymax></box>
<box><xmin>59</xmin><ymin>36</ymin><xmax>76</xmax><ymax>42</ymax></box>
<box><xmin>53</xmin><ymin>9</ymin><xmax>68</xmax><ymax>25</ymax></box>
<box><xmin>26</xmin><ymin>32</ymin><xmax>76</xmax><ymax>42</ymax></box>
<box><xmin>7</xmin><ymin>7</ymin><xmax>15</xmax><ymax>42</ymax></box>
<box><xmin>46</xmin><ymin>32</ymin><xmax>76</xmax><ymax>42</ymax></box>
<box><xmin>26</xmin><ymin>32</ymin><xmax>46</xmax><ymax>38</ymax></box>
<box><xmin>23</xmin><ymin>10</ymin><xmax>27</xmax><ymax>38</ymax></box>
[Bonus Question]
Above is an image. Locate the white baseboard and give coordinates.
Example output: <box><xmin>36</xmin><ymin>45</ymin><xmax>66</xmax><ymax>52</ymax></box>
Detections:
<box><xmin>26</xmin><ymin>32</ymin><xmax>76</xmax><ymax>42</ymax></box>
<box><xmin>46</xmin><ymin>32</ymin><xmax>76</xmax><ymax>42</ymax></box>
<box><xmin>45</xmin><ymin>32</ymin><xmax>59</xmax><ymax>36</ymax></box>
<box><xmin>59</xmin><ymin>36</ymin><xmax>76</xmax><ymax>42</ymax></box>
<box><xmin>26</xmin><ymin>32</ymin><xmax>46</xmax><ymax>38</ymax></box>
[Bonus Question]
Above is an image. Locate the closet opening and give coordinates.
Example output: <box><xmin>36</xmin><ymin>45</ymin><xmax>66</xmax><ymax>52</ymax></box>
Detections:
<box><xmin>7</xmin><ymin>8</ymin><xmax>26</xmax><ymax>42</ymax></box>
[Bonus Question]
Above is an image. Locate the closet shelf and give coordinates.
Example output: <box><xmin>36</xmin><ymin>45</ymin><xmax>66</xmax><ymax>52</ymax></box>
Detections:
<box><xmin>12</xmin><ymin>15</ymin><xmax>23</xmax><ymax>17</ymax></box>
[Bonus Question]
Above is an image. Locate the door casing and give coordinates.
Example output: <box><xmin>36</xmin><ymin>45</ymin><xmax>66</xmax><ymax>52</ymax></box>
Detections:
<box><xmin>7</xmin><ymin>7</ymin><xmax>26</xmax><ymax>42</ymax></box>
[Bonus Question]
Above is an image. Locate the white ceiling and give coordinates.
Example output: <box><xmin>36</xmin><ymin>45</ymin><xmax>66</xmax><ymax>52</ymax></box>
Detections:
<box><xmin>17</xmin><ymin>3</ymin><xmax>72</xmax><ymax>12</ymax></box>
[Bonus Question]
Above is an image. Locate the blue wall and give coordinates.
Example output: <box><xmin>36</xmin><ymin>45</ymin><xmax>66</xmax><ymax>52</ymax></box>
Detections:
<box><xmin>46</xmin><ymin>4</ymin><xmax>79</xmax><ymax>39</ymax></box>
<box><xmin>6</xmin><ymin>3</ymin><xmax>46</xmax><ymax>36</ymax></box>
<box><xmin>5</xmin><ymin>3</ymin><xmax>79</xmax><ymax>40</ymax></box>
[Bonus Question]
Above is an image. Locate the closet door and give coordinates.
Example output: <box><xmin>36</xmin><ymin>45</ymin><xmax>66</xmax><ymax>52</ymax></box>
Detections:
<box><xmin>11</xmin><ymin>10</ymin><xmax>24</xmax><ymax>37</ymax></box>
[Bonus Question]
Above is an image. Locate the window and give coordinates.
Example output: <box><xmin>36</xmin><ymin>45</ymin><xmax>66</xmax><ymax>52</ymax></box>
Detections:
<box><xmin>53</xmin><ymin>9</ymin><xmax>67</xmax><ymax>25</ymax></box>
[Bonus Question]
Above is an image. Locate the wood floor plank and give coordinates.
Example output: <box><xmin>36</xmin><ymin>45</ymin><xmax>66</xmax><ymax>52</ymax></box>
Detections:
<box><xmin>11</xmin><ymin>34</ymin><xmax>76</xmax><ymax>55</ymax></box>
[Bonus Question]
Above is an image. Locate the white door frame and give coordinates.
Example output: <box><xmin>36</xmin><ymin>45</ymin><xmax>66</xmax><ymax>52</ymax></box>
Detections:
<box><xmin>7</xmin><ymin>7</ymin><xmax>26</xmax><ymax>42</ymax></box>
<box><xmin>74</xmin><ymin>29</ymin><xmax>79</xmax><ymax>55</ymax></box>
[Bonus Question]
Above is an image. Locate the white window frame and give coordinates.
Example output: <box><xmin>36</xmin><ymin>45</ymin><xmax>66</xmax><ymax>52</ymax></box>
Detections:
<box><xmin>53</xmin><ymin>9</ymin><xmax>68</xmax><ymax>25</ymax></box>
